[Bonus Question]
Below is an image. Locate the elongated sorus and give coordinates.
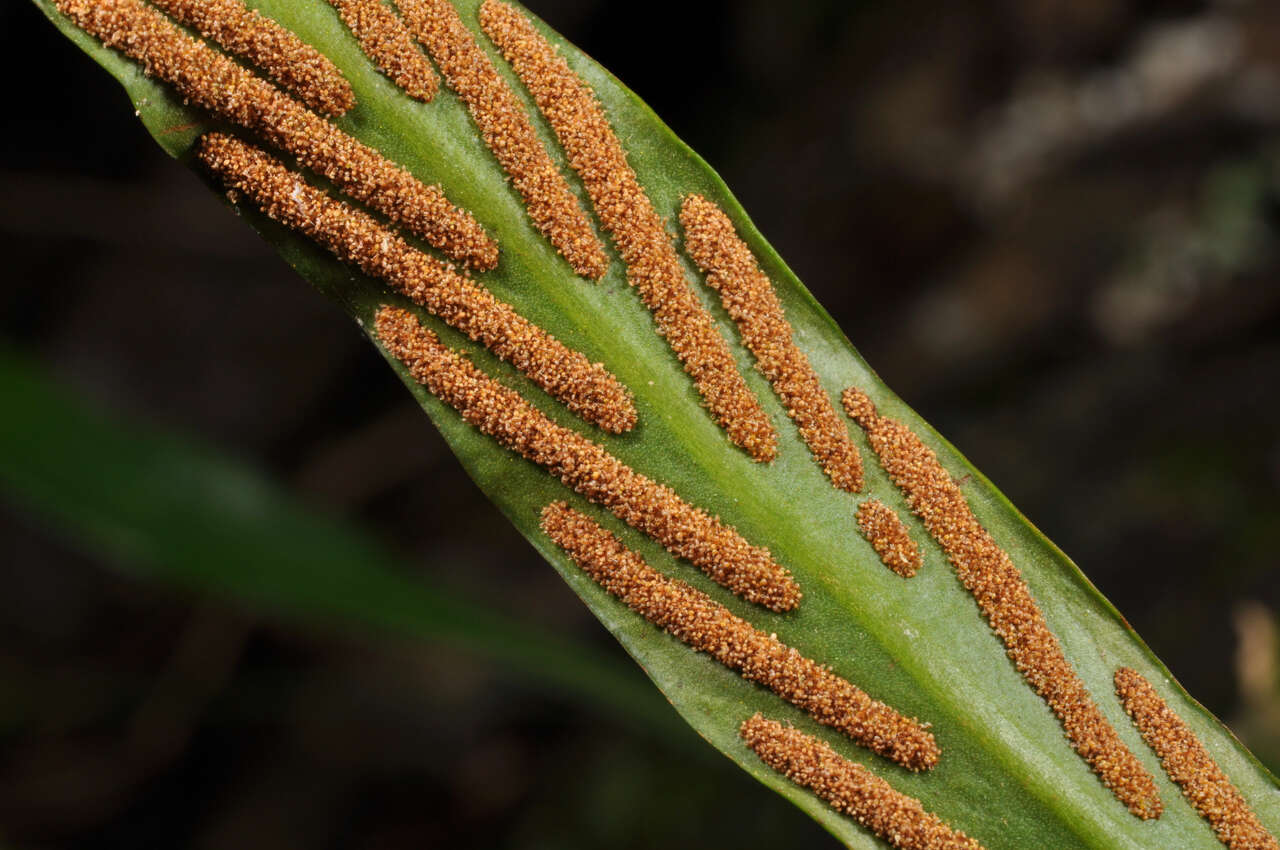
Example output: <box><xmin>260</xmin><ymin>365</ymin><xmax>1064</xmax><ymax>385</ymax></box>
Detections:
<box><xmin>52</xmin><ymin>0</ymin><xmax>497</xmax><ymax>269</ymax></box>
<box><xmin>150</xmin><ymin>0</ymin><xmax>354</xmax><ymax>115</ymax></box>
<box><xmin>856</xmin><ymin>498</ymin><xmax>923</xmax><ymax>578</ymax></box>
<box><xmin>397</xmin><ymin>0</ymin><xmax>609</xmax><ymax>279</ymax></box>
<box><xmin>327</xmin><ymin>0</ymin><xmax>439</xmax><ymax>102</ymax></box>
<box><xmin>375</xmin><ymin>307</ymin><xmax>801</xmax><ymax>611</ymax></box>
<box><xmin>680</xmin><ymin>193</ymin><xmax>863</xmax><ymax>491</ymax></box>
<box><xmin>479</xmin><ymin>0</ymin><xmax>778</xmax><ymax>461</ymax></box>
<box><xmin>741</xmin><ymin>714</ymin><xmax>982</xmax><ymax>849</ymax></box>
<box><xmin>842</xmin><ymin>386</ymin><xmax>1162</xmax><ymax>818</ymax></box>
<box><xmin>1115</xmin><ymin>667</ymin><xmax>1279</xmax><ymax>849</ymax></box>
<box><xmin>198</xmin><ymin>133</ymin><xmax>634</xmax><ymax>433</ymax></box>
<box><xmin>543</xmin><ymin>502</ymin><xmax>938</xmax><ymax>770</ymax></box>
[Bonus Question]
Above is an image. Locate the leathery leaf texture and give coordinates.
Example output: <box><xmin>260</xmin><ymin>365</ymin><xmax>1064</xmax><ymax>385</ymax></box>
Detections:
<box><xmin>33</xmin><ymin>1</ymin><xmax>1280</xmax><ymax>847</ymax></box>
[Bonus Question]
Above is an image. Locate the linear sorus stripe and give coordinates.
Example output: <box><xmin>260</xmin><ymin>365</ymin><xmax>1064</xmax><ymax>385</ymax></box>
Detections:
<box><xmin>542</xmin><ymin>503</ymin><xmax>938</xmax><ymax>770</ymax></box>
<box><xmin>197</xmin><ymin>134</ymin><xmax>634</xmax><ymax>434</ymax></box>
<box><xmin>841</xmin><ymin>387</ymin><xmax>1163</xmax><ymax>819</ymax></box>
<box><xmin>52</xmin><ymin>0</ymin><xmax>497</xmax><ymax>270</ymax></box>
<box><xmin>374</xmin><ymin>306</ymin><xmax>800</xmax><ymax>611</ymax></box>
<box><xmin>856</xmin><ymin>499</ymin><xmax>923</xmax><ymax>578</ymax></box>
<box><xmin>396</xmin><ymin>0</ymin><xmax>609</xmax><ymax>280</ymax></box>
<box><xmin>326</xmin><ymin>0</ymin><xmax>438</xmax><ymax>102</ymax></box>
<box><xmin>740</xmin><ymin>714</ymin><xmax>983</xmax><ymax>850</ymax></box>
<box><xmin>680</xmin><ymin>194</ymin><xmax>863</xmax><ymax>491</ymax></box>
<box><xmin>148</xmin><ymin>0</ymin><xmax>354</xmax><ymax>116</ymax></box>
<box><xmin>478</xmin><ymin>0</ymin><xmax>777</xmax><ymax>461</ymax></box>
<box><xmin>1115</xmin><ymin>668</ymin><xmax>1279</xmax><ymax>850</ymax></box>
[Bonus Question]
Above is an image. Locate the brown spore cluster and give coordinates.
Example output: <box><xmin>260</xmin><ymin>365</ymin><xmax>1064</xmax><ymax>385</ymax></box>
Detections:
<box><xmin>374</xmin><ymin>306</ymin><xmax>800</xmax><ymax>612</ymax></box>
<box><xmin>397</xmin><ymin>0</ymin><xmax>609</xmax><ymax>279</ymax></box>
<box><xmin>856</xmin><ymin>499</ymin><xmax>923</xmax><ymax>578</ymax></box>
<box><xmin>150</xmin><ymin>0</ymin><xmax>354</xmax><ymax>115</ymax></box>
<box><xmin>478</xmin><ymin>0</ymin><xmax>777</xmax><ymax>462</ymax></box>
<box><xmin>841</xmin><ymin>386</ymin><xmax>1163</xmax><ymax>818</ymax></box>
<box><xmin>680</xmin><ymin>194</ymin><xmax>863</xmax><ymax>491</ymax></box>
<box><xmin>542</xmin><ymin>503</ymin><xmax>938</xmax><ymax>770</ymax></box>
<box><xmin>1115</xmin><ymin>667</ymin><xmax>1279</xmax><ymax>849</ymax></box>
<box><xmin>198</xmin><ymin>134</ymin><xmax>634</xmax><ymax>433</ymax></box>
<box><xmin>53</xmin><ymin>0</ymin><xmax>497</xmax><ymax>270</ymax></box>
<box><xmin>327</xmin><ymin>0</ymin><xmax>439</xmax><ymax>102</ymax></box>
<box><xmin>740</xmin><ymin>714</ymin><xmax>983</xmax><ymax>849</ymax></box>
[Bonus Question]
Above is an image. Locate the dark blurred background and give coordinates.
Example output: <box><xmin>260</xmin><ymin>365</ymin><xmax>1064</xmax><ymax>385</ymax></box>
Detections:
<box><xmin>3</xmin><ymin>0</ymin><xmax>1280</xmax><ymax>847</ymax></box>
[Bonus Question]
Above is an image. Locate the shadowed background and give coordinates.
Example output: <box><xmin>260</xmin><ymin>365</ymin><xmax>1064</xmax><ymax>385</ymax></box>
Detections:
<box><xmin>2</xmin><ymin>0</ymin><xmax>1279</xmax><ymax>847</ymax></box>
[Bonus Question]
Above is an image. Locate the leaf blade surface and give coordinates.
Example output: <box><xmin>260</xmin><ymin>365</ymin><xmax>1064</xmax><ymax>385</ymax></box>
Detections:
<box><xmin>29</xmin><ymin>2</ymin><xmax>1280</xmax><ymax>847</ymax></box>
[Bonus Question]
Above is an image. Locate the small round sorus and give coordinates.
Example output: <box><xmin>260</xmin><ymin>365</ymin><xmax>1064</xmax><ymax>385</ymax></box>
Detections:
<box><xmin>740</xmin><ymin>714</ymin><xmax>983</xmax><ymax>849</ymax></box>
<box><xmin>327</xmin><ymin>0</ymin><xmax>439</xmax><ymax>102</ymax></box>
<box><xmin>375</xmin><ymin>308</ymin><xmax>801</xmax><ymax>612</ymax></box>
<box><xmin>197</xmin><ymin>134</ymin><xmax>634</xmax><ymax>433</ymax></box>
<box><xmin>543</xmin><ymin>503</ymin><xmax>938</xmax><ymax>770</ymax></box>
<box><xmin>1115</xmin><ymin>667</ymin><xmax>1279</xmax><ymax>850</ymax></box>
<box><xmin>681</xmin><ymin>193</ymin><xmax>864</xmax><ymax>491</ymax></box>
<box><xmin>150</xmin><ymin>0</ymin><xmax>355</xmax><ymax>115</ymax></box>
<box><xmin>53</xmin><ymin>0</ymin><xmax>497</xmax><ymax>270</ymax></box>
<box><xmin>480</xmin><ymin>0</ymin><xmax>777</xmax><ymax>461</ymax></box>
<box><xmin>397</xmin><ymin>0</ymin><xmax>609</xmax><ymax>279</ymax></box>
<box><xmin>856</xmin><ymin>498</ymin><xmax>923</xmax><ymax>577</ymax></box>
<box><xmin>842</xmin><ymin>386</ymin><xmax>1164</xmax><ymax>819</ymax></box>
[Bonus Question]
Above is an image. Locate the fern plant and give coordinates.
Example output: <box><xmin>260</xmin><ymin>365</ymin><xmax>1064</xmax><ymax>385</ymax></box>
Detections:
<box><xmin>30</xmin><ymin>1</ymin><xmax>1280</xmax><ymax>847</ymax></box>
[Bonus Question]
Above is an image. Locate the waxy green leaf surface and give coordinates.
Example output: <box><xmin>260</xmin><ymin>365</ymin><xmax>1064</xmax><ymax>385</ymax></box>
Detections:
<box><xmin>33</xmin><ymin>1</ymin><xmax>1280</xmax><ymax>846</ymax></box>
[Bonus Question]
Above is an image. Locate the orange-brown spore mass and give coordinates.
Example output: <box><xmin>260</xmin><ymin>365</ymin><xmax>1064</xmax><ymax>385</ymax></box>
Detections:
<box><xmin>397</xmin><ymin>0</ymin><xmax>608</xmax><ymax>279</ymax></box>
<box><xmin>1115</xmin><ymin>667</ymin><xmax>1279</xmax><ymax>849</ymax></box>
<box><xmin>856</xmin><ymin>499</ymin><xmax>923</xmax><ymax>578</ymax></box>
<box><xmin>374</xmin><ymin>307</ymin><xmax>800</xmax><ymax>611</ymax></box>
<box><xmin>327</xmin><ymin>0</ymin><xmax>438</xmax><ymax>102</ymax></box>
<box><xmin>479</xmin><ymin>0</ymin><xmax>777</xmax><ymax>461</ymax></box>
<box><xmin>543</xmin><ymin>504</ymin><xmax>938</xmax><ymax>770</ymax></box>
<box><xmin>198</xmin><ymin>134</ymin><xmax>633</xmax><ymax>433</ymax></box>
<box><xmin>740</xmin><ymin>714</ymin><xmax>983</xmax><ymax>849</ymax></box>
<box><xmin>841</xmin><ymin>386</ymin><xmax>1163</xmax><ymax>818</ymax></box>
<box><xmin>680</xmin><ymin>194</ymin><xmax>863</xmax><ymax>491</ymax></box>
<box><xmin>53</xmin><ymin>0</ymin><xmax>496</xmax><ymax>270</ymax></box>
<box><xmin>150</xmin><ymin>0</ymin><xmax>354</xmax><ymax>115</ymax></box>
